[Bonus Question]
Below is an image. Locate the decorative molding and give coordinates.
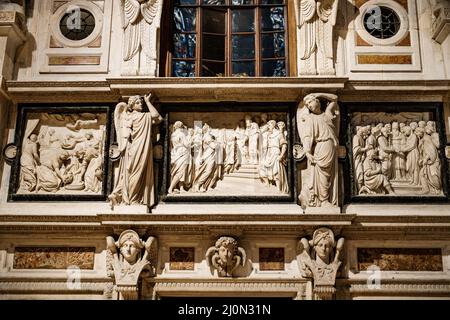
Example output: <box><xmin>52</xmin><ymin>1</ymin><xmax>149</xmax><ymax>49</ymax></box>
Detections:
<box><xmin>432</xmin><ymin>4</ymin><xmax>450</xmax><ymax>44</ymax></box>
<box><xmin>0</xmin><ymin>281</ymin><xmax>112</xmax><ymax>294</ymax></box>
<box><xmin>153</xmin><ymin>279</ymin><xmax>307</xmax><ymax>296</ymax></box>
<box><xmin>347</xmin><ymin>283</ymin><xmax>450</xmax><ymax>294</ymax></box>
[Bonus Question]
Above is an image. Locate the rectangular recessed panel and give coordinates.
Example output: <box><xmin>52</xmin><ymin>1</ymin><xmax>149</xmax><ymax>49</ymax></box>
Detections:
<box><xmin>170</xmin><ymin>247</ymin><xmax>195</xmax><ymax>270</ymax></box>
<box><xmin>358</xmin><ymin>248</ymin><xmax>443</xmax><ymax>271</ymax></box>
<box><xmin>357</xmin><ymin>55</ymin><xmax>412</xmax><ymax>65</ymax></box>
<box><xmin>14</xmin><ymin>247</ymin><xmax>95</xmax><ymax>269</ymax></box>
<box><xmin>259</xmin><ymin>248</ymin><xmax>284</xmax><ymax>271</ymax></box>
<box><xmin>48</xmin><ymin>56</ymin><xmax>101</xmax><ymax>65</ymax></box>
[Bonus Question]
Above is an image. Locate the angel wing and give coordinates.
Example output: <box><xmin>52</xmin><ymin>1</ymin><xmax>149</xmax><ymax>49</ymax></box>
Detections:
<box><xmin>143</xmin><ymin>236</ymin><xmax>158</xmax><ymax>273</ymax></box>
<box><xmin>141</xmin><ymin>0</ymin><xmax>160</xmax><ymax>25</ymax></box>
<box><xmin>120</xmin><ymin>0</ymin><xmax>141</xmax><ymax>29</ymax></box>
<box><xmin>205</xmin><ymin>247</ymin><xmax>217</xmax><ymax>267</ymax></box>
<box><xmin>298</xmin><ymin>0</ymin><xmax>318</xmax><ymax>59</ymax></box>
<box><xmin>298</xmin><ymin>0</ymin><xmax>316</xmax><ymax>27</ymax></box>
<box><xmin>237</xmin><ymin>247</ymin><xmax>247</xmax><ymax>267</ymax></box>
<box><xmin>296</xmin><ymin>101</ymin><xmax>311</xmax><ymax>147</ymax></box>
<box><xmin>114</xmin><ymin>102</ymin><xmax>130</xmax><ymax>153</ymax></box>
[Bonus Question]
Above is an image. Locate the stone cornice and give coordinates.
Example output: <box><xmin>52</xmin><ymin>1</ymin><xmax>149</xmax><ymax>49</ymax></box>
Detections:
<box><xmin>152</xmin><ymin>278</ymin><xmax>306</xmax><ymax>296</ymax></box>
<box><xmin>0</xmin><ymin>214</ymin><xmax>450</xmax><ymax>237</ymax></box>
<box><xmin>5</xmin><ymin>79</ymin><xmax>450</xmax><ymax>104</ymax></box>
<box><xmin>432</xmin><ymin>6</ymin><xmax>450</xmax><ymax>44</ymax></box>
<box><xmin>0</xmin><ymin>280</ymin><xmax>112</xmax><ymax>294</ymax></box>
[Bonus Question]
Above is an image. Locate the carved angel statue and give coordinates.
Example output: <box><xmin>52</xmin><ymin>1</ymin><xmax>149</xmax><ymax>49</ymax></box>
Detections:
<box><xmin>297</xmin><ymin>228</ymin><xmax>344</xmax><ymax>287</ymax></box>
<box><xmin>106</xmin><ymin>230</ymin><xmax>158</xmax><ymax>295</ymax></box>
<box><xmin>206</xmin><ymin>237</ymin><xmax>246</xmax><ymax>277</ymax></box>
<box><xmin>297</xmin><ymin>93</ymin><xmax>339</xmax><ymax>208</ymax></box>
<box><xmin>120</xmin><ymin>0</ymin><xmax>163</xmax><ymax>76</ymax></box>
<box><xmin>294</xmin><ymin>0</ymin><xmax>340</xmax><ymax>75</ymax></box>
<box><xmin>108</xmin><ymin>94</ymin><xmax>162</xmax><ymax>209</ymax></box>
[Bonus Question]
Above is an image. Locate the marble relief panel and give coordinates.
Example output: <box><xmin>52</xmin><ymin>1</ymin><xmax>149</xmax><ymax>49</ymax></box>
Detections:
<box><xmin>350</xmin><ymin>112</ymin><xmax>445</xmax><ymax>197</ymax></box>
<box><xmin>13</xmin><ymin>247</ymin><xmax>95</xmax><ymax>269</ymax></box>
<box><xmin>167</xmin><ymin>111</ymin><xmax>290</xmax><ymax>198</ymax></box>
<box><xmin>12</xmin><ymin>108</ymin><xmax>108</xmax><ymax>198</ymax></box>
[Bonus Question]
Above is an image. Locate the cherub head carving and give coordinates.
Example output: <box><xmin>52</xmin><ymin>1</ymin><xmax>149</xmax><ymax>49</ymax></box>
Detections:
<box><xmin>206</xmin><ymin>236</ymin><xmax>246</xmax><ymax>277</ymax></box>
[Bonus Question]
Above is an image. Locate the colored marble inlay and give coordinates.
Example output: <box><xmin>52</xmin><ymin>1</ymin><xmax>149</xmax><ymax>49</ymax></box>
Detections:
<box><xmin>170</xmin><ymin>247</ymin><xmax>195</xmax><ymax>270</ymax></box>
<box><xmin>48</xmin><ymin>56</ymin><xmax>100</xmax><ymax>65</ymax></box>
<box><xmin>358</xmin><ymin>248</ymin><xmax>443</xmax><ymax>271</ymax></box>
<box><xmin>14</xmin><ymin>247</ymin><xmax>95</xmax><ymax>269</ymax></box>
<box><xmin>357</xmin><ymin>54</ymin><xmax>412</xmax><ymax>64</ymax></box>
<box><xmin>259</xmin><ymin>248</ymin><xmax>285</xmax><ymax>271</ymax></box>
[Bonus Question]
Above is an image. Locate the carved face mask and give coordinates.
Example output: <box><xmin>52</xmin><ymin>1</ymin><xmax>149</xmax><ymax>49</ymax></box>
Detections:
<box><xmin>315</xmin><ymin>239</ymin><xmax>332</xmax><ymax>262</ymax></box>
<box><xmin>120</xmin><ymin>240</ymin><xmax>140</xmax><ymax>264</ymax></box>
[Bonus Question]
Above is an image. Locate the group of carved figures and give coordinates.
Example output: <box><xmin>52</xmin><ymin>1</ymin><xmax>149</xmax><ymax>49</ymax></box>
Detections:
<box><xmin>168</xmin><ymin>115</ymin><xmax>289</xmax><ymax>194</ymax></box>
<box><xmin>19</xmin><ymin>114</ymin><xmax>104</xmax><ymax>194</ymax></box>
<box><xmin>352</xmin><ymin>121</ymin><xmax>442</xmax><ymax>195</ymax></box>
<box><xmin>107</xmin><ymin>227</ymin><xmax>344</xmax><ymax>300</ymax></box>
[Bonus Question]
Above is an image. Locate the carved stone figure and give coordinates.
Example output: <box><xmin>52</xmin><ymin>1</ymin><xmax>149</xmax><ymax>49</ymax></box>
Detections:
<box><xmin>297</xmin><ymin>227</ymin><xmax>344</xmax><ymax>300</ymax></box>
<box><xmin>109</xmin><ymin>94</ymin><xmax>162</xmax><ymax>208</ymax></box>
<box><xmin>192</xmin><ymin>124</ymin><xmax>218</xmax><ymax>193</ymax></box>
<box><xmin>352</xmin><ymin>126</ymin><xmax>367</xmax><ymax>192</ymax></box>
<box><xmin>297</xmin><ymin>93</ymin><xmax>339</xmax><ymax>208</ymax></box>
<box><xmin>294</xmin><ymin>0</ymin><xmax>340</xmax><ymax>75</ymax></box>
<box><xmin>416</xmin><ymin>127</ymin><xmax>442</xmax><ymax>194</ymax></box>
<box><xmin>106</xmin><ymin>230</ymin><xmax>158</xmax><ymax>300</ymax></box>
<box><xmin>120</xmin><ymin>0</ymin><xmax>163</xmax><ymax>76</ymax></box>
<box><xmin>247</xmin><ymin>122</ymin><xmax>260</xmax><ymax>165</ymax></box>
<box><xmin>260</xmin><ymin>120</ymin><xmax>289</xmax><ymax>193</ymax></box>
<box><xmin>168</xmin><ymin>121</ymin><xmax>192</xmax><ymax>194</ymax></box>
<box><xmin>206</xmin><ymin>236</ymin><xmax>246</xmax><ymax>277</ymax></box>
<box><xmin>20</xmin><ymin>134</ymin><xmax>40</xmax><ymax>192</ymax></box>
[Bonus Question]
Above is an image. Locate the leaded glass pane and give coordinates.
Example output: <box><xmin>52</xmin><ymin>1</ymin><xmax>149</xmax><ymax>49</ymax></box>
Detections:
<box><xmin>232</xmin><ymin>35</ymin><xmax>255</xmax><ymax>59</ymax></box>
<box><xmin>232</xmin><ymin>9</ymin><xmax>255</xmax><ymax>32</ymax></box>
<box><xmin>174</xmin><ymin>7</ymin><xmax>196</xmax><ymax>32</ymax></box>
<box><xmin>173</xmin><ymin>61</ymin><xmax>196</xmax><ymax>77</ymax></box>
<box><xmin>174</xmin><ymin>34</ymin><xmax>196</xmax><ymax>58</ymax></box>
<box><xmin>232</xmin><ymin>61</ymin><xmax>255</xmax><ymax>77</ymax></box>
<box><xmin>261</xmin><ymin>7</ymin><xmax>285</xmax><ymax>31</ymax></box>
<box><xmin>262</xmin><ymin>60</ymin><xmax>286</xmax><ymax>77</ymax></box>
<box><xmin>261</xmin><ymin>33</ymin><xmax>285</xmax><ymax>58</ymax></box>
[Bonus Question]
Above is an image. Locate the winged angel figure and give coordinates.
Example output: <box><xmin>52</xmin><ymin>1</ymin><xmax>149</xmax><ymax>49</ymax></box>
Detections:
<box><xmin>294</xmin><ymin>0</ymin><xmax>339</xmax><ymax>75</ymax></box>
<box><xmin>108</xmin><ymin>94</ymin><xmax>162</xmax><ymax>209</ymax></box>
<box><xmin>120</xmin><ymin>0</ymin><xmax>163</xmax><ymax>75</ymax></box>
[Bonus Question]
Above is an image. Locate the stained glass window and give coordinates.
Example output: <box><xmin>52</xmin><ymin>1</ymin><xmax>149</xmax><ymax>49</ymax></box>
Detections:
<box><xmin>171</xmin><ymin>0</ymin><xmax>287</xmax><ymax>77</ymax></box>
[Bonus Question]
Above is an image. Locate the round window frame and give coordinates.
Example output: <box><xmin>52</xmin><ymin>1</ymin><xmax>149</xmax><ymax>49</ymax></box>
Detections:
<box><xmin>356</xmin><ymin>0</ymin><xmax>409</xmax><ymax>46</ymax></box>
<box><xmin>50</xmin><ymin>1</ymin><xmax>103</xmax><ymax>48</ymax></box>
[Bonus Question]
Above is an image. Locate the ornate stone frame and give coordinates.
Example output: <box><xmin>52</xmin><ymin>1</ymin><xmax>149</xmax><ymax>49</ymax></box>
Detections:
<box><xmin>8</xmin><ymin>103</ymin><xmax>113</xmax><ymax>202</ymax></box>
<box><xmin>341</xmin><ymin>102</ymin><xmax>450</xmax><ymax>204</ymax></box>
<box><xmin>159</xmin><ymin>102</ymin><xmax>298</xmax><ymax>204</ymax></box>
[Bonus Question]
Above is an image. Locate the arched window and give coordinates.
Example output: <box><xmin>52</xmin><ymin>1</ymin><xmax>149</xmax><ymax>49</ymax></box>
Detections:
<box><xmin>167</xmin><ymin>0</ymin><xmax>289</xmax><ymax>77</ymax></box>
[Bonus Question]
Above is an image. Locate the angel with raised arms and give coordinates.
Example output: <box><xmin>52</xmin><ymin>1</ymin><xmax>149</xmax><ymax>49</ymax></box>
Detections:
<box><xmin>297</xmin><ymin>93</ymin><xmax>339</xmax><ymax>208</ymax></box>
<box><xmin>294</xmin><ymin>0</ymin><xmax>340</xmax><ymax>75</ymax></box>
<box><xmin>109</xmin><ymin>94</ymin><xmax>162</xmax><ymax>209</ymax></box>
<box><xmin>120</xmin><ymin>0</ymin><xmax>163</xmax><ymax>76</ymax></box>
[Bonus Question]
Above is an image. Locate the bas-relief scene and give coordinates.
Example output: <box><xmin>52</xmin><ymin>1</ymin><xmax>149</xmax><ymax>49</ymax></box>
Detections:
<box><xmin>169</xmin><ymin>247</ymin><xmax>195</xmax><ymax>271</ymax></box>
<box><xmin>168</xmin><ymin>112</ymin><xmax>290</xmax><ymax>197</ymax></box>
<box><xmin>351</xmin><ymin>112</ymin><xmax>444</xmax><ymax>197</ymax></box>
<box><xmin>18</xmin><ymin>112</ymin><xmax>107</xmax><ymax>195</ymax></box>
